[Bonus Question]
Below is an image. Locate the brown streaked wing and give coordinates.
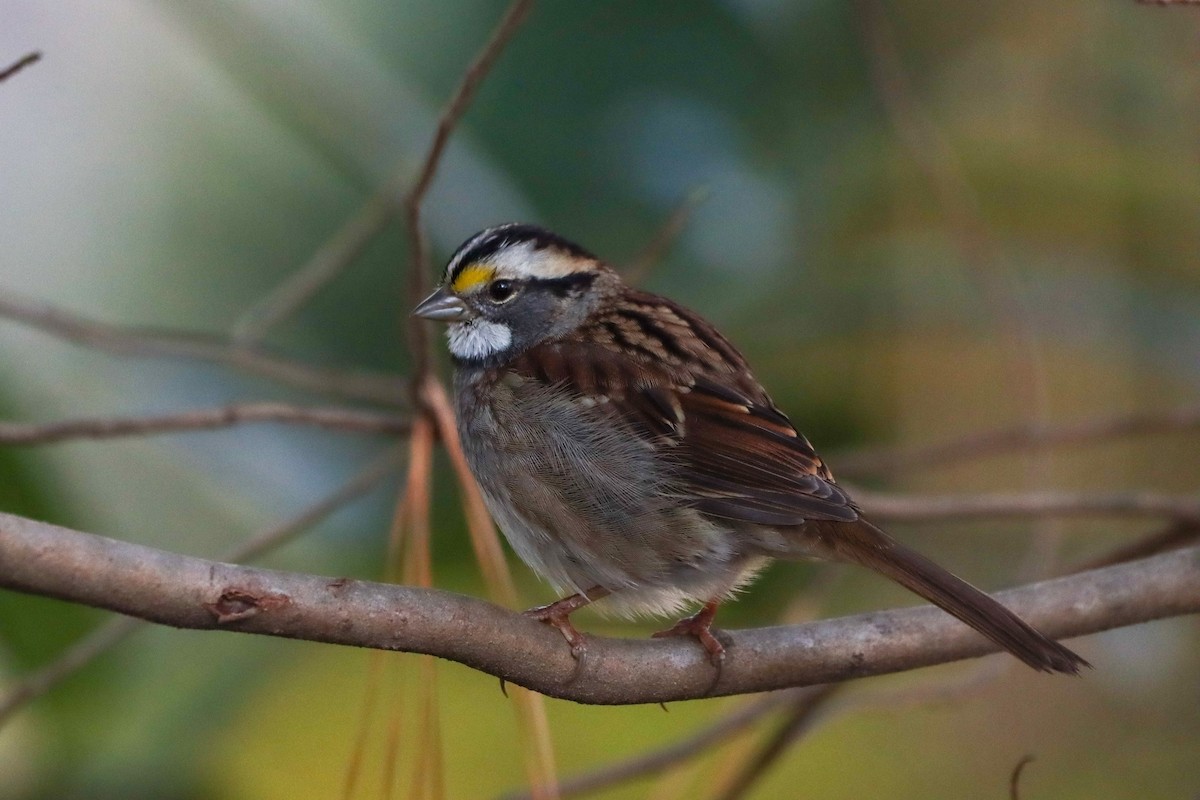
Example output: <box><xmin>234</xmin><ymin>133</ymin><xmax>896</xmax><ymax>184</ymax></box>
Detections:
<box><xmin>508</xmin><ymin>293</ymin><xmax>860</xmax><ymax>526</ymax></box>
<box><xmin>676</xmin><ymin>375</ymin><xmax>859</xmax><ymax>525</ymax></box>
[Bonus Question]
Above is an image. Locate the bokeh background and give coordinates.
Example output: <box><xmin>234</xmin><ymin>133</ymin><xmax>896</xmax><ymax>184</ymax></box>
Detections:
<box><xmin>2</xmin><ymin>1</ymin><xmax>1199</xmax><ymax>798</ymax></box>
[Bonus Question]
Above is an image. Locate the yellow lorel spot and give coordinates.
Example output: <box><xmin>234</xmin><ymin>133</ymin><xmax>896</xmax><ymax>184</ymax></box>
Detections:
<box><xmin>451</xmin><ymin>263</ymin><xmax>495</xmax><ymax>294</ymax></box>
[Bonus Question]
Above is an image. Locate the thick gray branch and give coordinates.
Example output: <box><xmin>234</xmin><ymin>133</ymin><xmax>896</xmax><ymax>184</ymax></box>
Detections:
<box><xmin>1</xmin><ymin>511</ymin><xmax>1196</xmax><ymax>705</ymax></box>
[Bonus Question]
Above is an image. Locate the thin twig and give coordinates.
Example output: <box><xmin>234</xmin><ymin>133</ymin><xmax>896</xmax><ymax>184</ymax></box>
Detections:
<box><xmin>712</xmin><ymin>685</ymin><xmax>841</xmax><ymax>800</ymax></box>
<box><xmin>0</xmin><ymin>450</ymin><xmax>402</xmax><ymax>727</ymax></box>
<box><xmin>3</xmin><ymin>512</ymin><xmax>1197</xmax><ymax>705</ymax></box>
<box><xmin>0</xmin><ymin>615</ymin><xmax>141</xmax><ymax>727</ymax></box>
<box><xmin>506</xmin><ymin>576</ymin><xmax>843</xmax><ymax>799</ymax></box>
<box><xmin>623</xmin><ymin>187</ymin><xmax>709</xmax><ymax>286</ymax></box>
<box><xmin>856</xmin><ymin>489</ymin><xmax>1200</xmax><ymax>524</ymax></box>
<box><xmin>1068</xmin><ymin>521</ymin><xmax>1200</xmax><ymax>574</ymax></box>
<box><xmin>1009</xmin><ymin>755</ymin><xmax>1036</xmax><ymax>800</ymax></box>
<box><xmin>403</xmin><ymin>0</ymin><xmax>537</xmax><ymax>380</ymax></box>
<box><xmin>857</xmin><ymin>0</ymin><xmax>1044</xmax><ymax>395</ymax></box>
<box><xmin>0</xmin><ymin>291</ymin><xmax>407</xmax><ymax>404</ymax></box>
<box><xmin>502</xmin><ymin>690</ymin><xmax>814</xmax><ymax>800</ymax></box>
<box><xmin>232</xmin><ymin>173</ymin><xmax>409</xmax><ymax>345</ymax></box>
<box><xmin>0</xmin><ymin>403</ymin><xmax>410</xmax><ymax>445</ymax></box>
<box><xmin>394</xmin><ymin>3</ymin><xmax>555</xmax><ymax>793</ymax></box>
<box><xmin>0</xmin><ymin>51</ymin><xmax>41</xmax><ymax>83</ymax></box>
<box><xmin>229</xmin><ymin>447</ymin><xmax>404</xmax><ymax>563</ymax></box>
<box><xmin>856</xmin><ymin>0</ymin><xmax>1061</xmax><ymax>576</ymax></box>
<box><xmin>835</xmin><ymin>405</ymin><xmax>1200</xmax><ymax>477</ymax></box>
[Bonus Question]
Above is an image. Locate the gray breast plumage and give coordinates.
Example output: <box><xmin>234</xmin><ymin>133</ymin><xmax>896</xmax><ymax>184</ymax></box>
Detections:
<box><xmin>453</xmin><ymin>366</ymin><xmax>763</xmax><ymax>618</ymax></box>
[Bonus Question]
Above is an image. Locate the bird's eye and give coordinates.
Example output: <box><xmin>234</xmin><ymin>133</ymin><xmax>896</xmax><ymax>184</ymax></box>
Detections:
<box><xmin>488</xmin><ymin>279</ymin><xmax>517</xmax><ymax>303</ymax></box>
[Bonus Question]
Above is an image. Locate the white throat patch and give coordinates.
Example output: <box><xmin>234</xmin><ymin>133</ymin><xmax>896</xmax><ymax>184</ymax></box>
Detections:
<box><xmin>447</xmin><ymin>319</ymin><xmax>512</xmax><ymax>361</ymax></box>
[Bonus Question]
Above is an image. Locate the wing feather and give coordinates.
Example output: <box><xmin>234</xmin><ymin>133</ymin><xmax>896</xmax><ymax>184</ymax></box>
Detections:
<box><xmin>508</xmin><ymin>290</ymin><xmax>859</xmax><ymax>526</ymax></box>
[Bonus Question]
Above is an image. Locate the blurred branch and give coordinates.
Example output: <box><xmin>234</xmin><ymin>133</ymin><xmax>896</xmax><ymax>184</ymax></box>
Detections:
<box><xmin>232</xmin><ymin>175</ymin><xmax>409</xmax><ymax>345</ymax></box>
<box><xmin>0</xmin><ymin>450</ymin><xmax>402</xmax><ymax>726</ymax></box>
<box><xmin>835</xmin><ymin>405</ymin><xmax>1200</xmax><ymax>477</ymax></box>
<box><xmin>2</xmin><ymin>511</ymin><xmax>1197</xmax><ymax>705</ymax></box>
<box><xmin>0</xmin><ymin>615</ymin><xmax>141</xmax><ymax>728</ymax></box>
<box><xmin>502</xmin><ymin>688</ymin><xmax>826</xmax><ymax>800</ymax></box>
<box><xmin>403</xmin><ymin>0</ymin><xmax>536</xmax><ymax>380</ymax></box>
<box><xmin>1070</xmin><ymin>521</ymin><xmax>1200</xmax><ymax>573</ymax></box>
<box><xmin>856</xmin><ymin>0</ymin><xmax>1036</xmax><ymax>365</ymax></box>
<box><xmin>857</xmin><ymin>0</ymin><xmax>1064</xmax><ymax>578</ymax></box>
<box><xmin>230</xmin><ymin>8</ymin><xmax>537</xmax><ymax>351</ymax></box>
<box><xmin>1009</xmin><ymin>755</ymin><xmax>1036</xmax><ymax>800</ymax></box>
<box><xmin>623</xmin><ymin>187</ymin><xmax>708</xmax><ymax>286</ymax></box>
<box><xmin>711</xmin><ymin>685</ymin><xmax>840</xmax><ymax>800</ymax></box>
<box><xmin>0</xmin><ymin>51</ymin><xmax>41</xmax><ymax>83</ymax></box>
<box><xmin>0</xmin><ymin>291</ymin><xmax>407</xmax><ymax>404</ymax></box>
<box><xmin>858</xmin><ymin>489</ymin><xmax>1200</xmax><ymax>524</ymax></box>
<box><xmin>0</xmin><ymin>403</ymin><xmax>409</xmax><ymax>445</ymax></box>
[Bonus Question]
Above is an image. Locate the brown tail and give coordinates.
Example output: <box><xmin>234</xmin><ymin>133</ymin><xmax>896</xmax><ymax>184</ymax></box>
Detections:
<box><xmin>812</xmin><ymin>520</ymin><xmax>1089</xmax><ymax>674</ymax></box>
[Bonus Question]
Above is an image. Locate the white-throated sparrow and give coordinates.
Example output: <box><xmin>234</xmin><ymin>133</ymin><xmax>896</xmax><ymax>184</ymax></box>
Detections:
<box><xmin>414</xmin><ymin>223</ymin><xmax>1087</xmax><ymax>674</ymax></box>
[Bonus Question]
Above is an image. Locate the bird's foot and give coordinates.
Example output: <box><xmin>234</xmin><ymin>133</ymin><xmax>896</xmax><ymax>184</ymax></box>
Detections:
<box><xmin>653</xmin><ymin>600</ymin><xmax>725</xmax><ymax>668</ymax></box>
<box><xmin>524</xmin><ymin>586</ymin><xmax>609</xmax><ymax>661</ymax></box>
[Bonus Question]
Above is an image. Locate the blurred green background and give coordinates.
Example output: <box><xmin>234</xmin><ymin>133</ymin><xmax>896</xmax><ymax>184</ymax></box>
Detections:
<box><xmin>2</xmin><ymin>1</ymin><xmax>1198</xmax><ymax>798</ymax></box>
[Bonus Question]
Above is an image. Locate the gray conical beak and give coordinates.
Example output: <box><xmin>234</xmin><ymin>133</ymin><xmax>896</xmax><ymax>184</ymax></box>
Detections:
<box><xmin>413</xmin><ymin>287</ymin><xmax>472</xmax><ymax>322</ymax></box>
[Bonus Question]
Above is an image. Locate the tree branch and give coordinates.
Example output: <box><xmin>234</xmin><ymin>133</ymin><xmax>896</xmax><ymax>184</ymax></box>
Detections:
<box><xmin>0</xmin><ymin>51</ymin><xmax>41</xmax><ymax>83</ymax></box>
<box><xmin>0</xmin><ymin>449</ymin><xmax>402</xmax><ymax>725</ymax></box>
<box><xmin>232</xmin><ymin>179</ymin><xmax>408</xmax><ymax>346</ymax></box>
<box><xmin>403</xmin><ymin>0</ymin><xmax>536</xmax><ymax>381</ymax></box>
<box><xmin>0</xmin><ymin>291</ymin><xmax>406</xmax><ymax>405</ymax></box>
<box><xmin>622</xmin><ymin>187</ymin><xmax>708</xmax><ymax>286</ymax></box>
<box><xmin>2</xmin><ymin>511</ymin><xmax>1196</xmax><ymax>706</ymax></box>
<box><xmin>501</xmin><ymin>691</ymin><xmax>803</xmax><ymax>800</ymax></box>
<box><xmin>857</xmin><ymin>489</ymin><xmax>1200</xmax><ymax>524</ymax></box>
<box><xmin>0</xmin><ymin>403</ymin><xmax>410</xmax><ymax>445</ymax></box>
<box><xmin>835</xmin><ymin>405</ymin><xmax>1200</xmax><ymax>477</ymax></box>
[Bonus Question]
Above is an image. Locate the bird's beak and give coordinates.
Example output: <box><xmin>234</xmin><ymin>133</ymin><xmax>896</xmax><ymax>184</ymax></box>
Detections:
<box><xmin>413</xmin><ymin>287</ymin><xmax>472</xmax><ymax>322</ymax></box>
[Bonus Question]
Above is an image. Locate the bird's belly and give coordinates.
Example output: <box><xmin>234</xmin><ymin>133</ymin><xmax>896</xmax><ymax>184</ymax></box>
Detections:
<box><xmin>455</xmin><ymin>372</ymin><xmax>757</xmax><ymax>617</ymax></box>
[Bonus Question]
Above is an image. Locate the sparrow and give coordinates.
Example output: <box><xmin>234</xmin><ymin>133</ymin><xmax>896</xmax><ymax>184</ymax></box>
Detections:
<box><xmin>413</xmin><ymin>223</ymin><xmax>1087</xmax><ymax>674</ymax></box>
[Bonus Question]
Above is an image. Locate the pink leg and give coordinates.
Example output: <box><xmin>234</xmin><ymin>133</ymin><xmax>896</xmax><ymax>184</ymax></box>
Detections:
<box><xmin>524</xmin><ymin>586</ymin><xmax>610</xmax><ymax>658</ymax></box>
<box><xmin>653</xmin><ymin>600</ymin><xmax>725</xmax><ymax>666</ymax></box>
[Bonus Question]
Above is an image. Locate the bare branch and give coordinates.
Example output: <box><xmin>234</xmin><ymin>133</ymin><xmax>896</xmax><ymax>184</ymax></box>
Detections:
<box><xmin>857</xmin><ymin>489</ymin><xmax>1200</xmax><ymax>524</ymax></box>
<box><xmin>2</xmin><ymin>511</ymin><xmax>1196</xmax><ymax>705</ymax></box>
<box><xmin>502</xmin><ymin>691</ymin><xmax>808</xmax><ymax>800</ymax></box>
<box><xmin>712</xmin><ymin>685</ymin><xmax>840</xmax><ymax>800</ymax></box>
<box><xmin>836</xmin><ymin>405</ymin><xmax>1200</xmax><ymax>477</ymax></box>
<box><xmin>0</xmin><ymin>451</ymin><xmax>401</xmax><ymax>726</ymax></box>
<box><xmin>0</xmin><ymin>403</ymin><xmax>410</xmax><ymax>445</ymax></box>
<box><xmin>229</xmin><ymin>447</ymin><xmax>404</xmax><ymax>564</ymax></box>
<box><xmin>622</xmin><ymin>187</ymin><xmax>708</xmax><ymax>286</ymax></box>
<box><xmin>0</xmin><ymin>615</ymin><xmax>141</xmax><ymax>726</ymax></box>
<box><xmin>403</xmin><ymin>0</ymin><xmax>537</xmax><ymax>378</ymax></box>
<box><xmin>0</xmin><ymin>51</ymin><xmax>41</xmax><ymax>83</ymax></box>
<box><xmin>1009</xmin><ymin>755</ymin><xmax>1036</xmax><ymax>800</ymax></box>
<box><xmin>232</xmin><ymin>176</ymin><xmax>409</xmax><ymax>345</ymax></box>
<box><xmin>0</xmin><ymin>291</ymin><xmax>406</xmax><ymax>405</ymax></box>
<box><xmin>1069</xmin><ymin>521</ymin><xmax>1200</xmax><ymax>574</ymax></box>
